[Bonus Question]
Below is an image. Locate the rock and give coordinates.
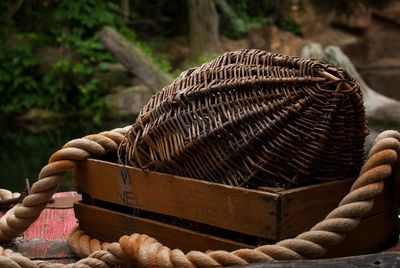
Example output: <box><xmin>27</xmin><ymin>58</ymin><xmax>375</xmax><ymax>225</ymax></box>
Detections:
<box><xmin>100</xmin><ymin>27</ymin><xmax>173</xmax><ymax>93</ymax></box>
<box><xmin>363</xmin><ymin>16</ymin><xmax>400</xmax><ymax>63</ymax></box>
<box><xmin>163</xmin><ymin>36</ymin><xmax>190</xmax><ymax>69</ymax></box>
<box><xmin>17</xmin><ymin>108</ymin><xmax>58</xmax><ymax>122</ymax></box>
<box><xmin>35</xmin><ymin>48</ymin><xmax>132</xmax><ymax>95</ymax></box>
<box><xmin>302</xmin><ymin>27</ymin><xmax>365</xmax><ymax>65</ymax></box>
<box><xmin>267</xmin><ymin>26</ymin><xmax>304</xmax><ymax>56</ymax></box>
<box><xmin>247</xmin><ymin>28</ymin><xmax>269</xmax><ymax>49</ymax></box>
<box><xmin>220</xmin><ymin>36</ymin><xmax>249</xmax><ymax>52</ymax></box>
<box><xmin>331</xmin><ymin>3</ymin><xmax>372</xmax><ymax>32</ymax></box>
<box><xmin>283</xmin><ymin>0</ymin><xmax>323</xmax><ymax>36</ymax></box>
<box><xmin>359</xmin><ymin>57</ymin><xmax>400</xmax><ymax>100</ymax></box>
<box><xmin>104</xmin><ymin>85</ymin><xmax>153</xmax><ymax>118</ymax></box>
<box><xmin>300</xmin><ymin>43</ymin><xmax>400</xmax><ymax>123</ymax></box>
<box><xmin>224</xmin><ymin>25</ymin><xmax>306</xmax><ymax>57</ymax></box>
<box><xmin>335</xmin><ymin>35</ymin><xmax>366</xmax><ymax>67</ymax></box>
<box><xmin>35</xmin><ymin>46</ymin><xmax>73</xmax><ymax>74</ymax></box>
<box><xmin>93</xmin><ymin>63</ymin><xmax>132</xmax><ymax>95</ymax></box>
<box><xmin>373</xmin><ymin>1</ymin><xmax>400</xmax><ymax>26</ymax></box>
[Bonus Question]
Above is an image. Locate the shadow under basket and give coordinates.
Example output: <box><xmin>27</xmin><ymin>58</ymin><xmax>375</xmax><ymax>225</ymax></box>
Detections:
<box><xmin>72</xmin><ymin>159</ymin><xmax>399</xmax><ymax>258</ymax></box>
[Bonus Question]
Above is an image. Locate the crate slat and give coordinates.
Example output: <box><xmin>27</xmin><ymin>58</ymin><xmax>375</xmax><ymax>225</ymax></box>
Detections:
<box><xmin>326</xmin><ymin>211</ymin><xmax>399</xmax><ymax>257</ymax></box>
<box><xmin>73</xmin><ymin>159</ymin><xmax>399</xmax><ymax>254</ymax></box>
<box><xmin>74</xmin><ymin>159</ymin><xmax>279</xmax><ymax>238</ymax></box>
<box><xmin>280</xmin><ymin>177</ymin><xmax>398</xmax><ymax>239</ymax></box>
<box><xmin>74</xmin><ymin>202</ymin><xmax>253</xmax><ymax>252</ymax></box>
<box><xmin>279</xmin><ymin>179</ymin><xmax>354</xmax><ymax>239</ymax></box>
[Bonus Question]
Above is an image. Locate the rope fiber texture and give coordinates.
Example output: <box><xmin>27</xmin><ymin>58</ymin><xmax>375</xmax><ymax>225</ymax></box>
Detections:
<box><xmin>0</xmin><ymin>129</ymin><xmax>399</xmax><ymax>267</ymax></box>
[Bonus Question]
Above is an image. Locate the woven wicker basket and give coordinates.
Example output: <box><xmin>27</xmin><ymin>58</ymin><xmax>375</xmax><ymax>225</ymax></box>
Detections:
<box><xmin>119</xmin><ymin>49</ymin><xmax>368</xmax><ymax>189</ymax></box>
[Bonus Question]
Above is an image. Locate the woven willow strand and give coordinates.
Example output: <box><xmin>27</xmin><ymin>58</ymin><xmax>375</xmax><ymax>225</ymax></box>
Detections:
<box><xmin>0</xmin><ymin>129</ymin><xmax>398</xmax><ymax>267</ymax></box>
<box><xmin>121</xmin><ymin>49</ymin><xmax>368</xmax><ymax>189</ymax></box>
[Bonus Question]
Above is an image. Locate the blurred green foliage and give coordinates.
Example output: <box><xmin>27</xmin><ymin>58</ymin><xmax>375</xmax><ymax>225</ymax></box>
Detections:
<box><xmin>217</xmin><ymin>0</ymin><xmax>275</xmax><ymax>39</ymax></box>
<box><xmin>130</xmin><ymin>0</ymin><xmax>188</xmax><ymax>38</ymax></box>
<box><xmin>0</xmin><ymin>1</ymin><xmax>121</xmax><ymax>120</ymax></box>
<box><xmin>0</xmin><ymin>119</ymin><xmax>131</xmax><ymax>192</ymax></box>
<box><xmin>0</xmin><ymin>32</ymin><xmax>44</xmax><ymax>115</ymax></box>
<box><xmin>0</xmin><ymin>0</ymin><xmax>313</xmax><ymax>120</ymax></box>
<box><xmin>277</xmin><ymin>18</ymin><xmax>302</xmax><ymax>36</ymax></box>
<box><xmin>0</xmin><ymin>0</ymin><xmax>180</xmax><ymax>120</ymax></box>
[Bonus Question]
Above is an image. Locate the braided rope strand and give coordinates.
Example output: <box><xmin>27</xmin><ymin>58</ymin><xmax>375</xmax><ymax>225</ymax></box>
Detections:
<box><xmin>0</xmin><ymin>129</ymin><xmax>398</xmax><ymax>267</ymax></box>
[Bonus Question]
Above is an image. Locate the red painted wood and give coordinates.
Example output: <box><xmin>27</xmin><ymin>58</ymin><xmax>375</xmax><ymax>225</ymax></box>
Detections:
<box><xmin>0</xmin><ymin>192</ymin><xmax>80</xmax><ymax>262</ymax></box>
<box><xmin>23</xmin><ymin>192</ymin><xmax>79</xmax><ymax>240</ymax></box>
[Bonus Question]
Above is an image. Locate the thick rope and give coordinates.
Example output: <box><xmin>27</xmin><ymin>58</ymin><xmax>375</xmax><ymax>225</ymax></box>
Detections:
<box><xmin>0</xmin><ymin>190</ymin><xmax>20</xmax><ymax>202</ymax></box>
<box><xmin>0</xmin><ymin>129</ymin><xmax>399</xmax><ymax>267</ymax></box>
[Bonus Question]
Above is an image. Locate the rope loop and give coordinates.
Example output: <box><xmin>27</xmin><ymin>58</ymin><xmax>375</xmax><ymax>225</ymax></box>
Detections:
<box><xmin>0</xmin><ymin>129</ymin><xmax>398</xmax><ymax>267</ymax></box>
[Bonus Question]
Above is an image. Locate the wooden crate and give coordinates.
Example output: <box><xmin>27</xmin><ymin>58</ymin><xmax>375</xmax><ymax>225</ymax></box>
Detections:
<box><xmin>72</xmin><ymin>159</ymin><xmax>399</xmax><ymax>257</ymax></box>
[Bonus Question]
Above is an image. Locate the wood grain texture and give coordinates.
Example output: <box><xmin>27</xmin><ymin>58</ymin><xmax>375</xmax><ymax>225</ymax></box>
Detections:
<box><xmin>326</xmin><ymin>211</ymin><xmax>399</xmax><ymax>257</ymax></box>
<box><xmin>279</xmin><ymin>179</ymin><xmax>355</xmax><ymax>238</ymax></box>
<box><xmin>74</xmin><ymin>159</ymin><xmax>399</xmax><ymax>256</ymax></box>
<box><xmin>327</xmin><ymin>174</ymin><xmax>398</xmax><ymax>257</ymax></box>
<box><xmin>0</xmin><ymin>192</ymin><xmax>79</xmax><ymax>263</ymax></box>
<box><xmin>280</xmin><ymin>177</ymin><xmax>398</xmax><ymax>240</ymax></box>
<box><xmin>24</xmin><ymin>192</ymin><xmax>80</xmax><ymax>240</ymax></box>
<box><xmin>74</xmin><ymin>202</ymin><xmax>253</xmax><ymax>252</ymax></box>
<box><xmin>100</xmin><ymin>26</ymin><xmax>173</xmax><ymax>93</ymax></box>
<box><xmin>73</xmin><ymin>159</ymin><xmax>279</xmax><ymax>238</ymax></box>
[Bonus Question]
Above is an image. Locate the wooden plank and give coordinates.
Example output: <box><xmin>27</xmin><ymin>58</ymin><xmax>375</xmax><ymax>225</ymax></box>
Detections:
<box><xmin>23</xmin><ymin>192</ymin><xmax>80</xmax><ymax>240</ymax></box>
<box><xmin>235</xmin><ymin>252</ymin><xmax>400</xmax><ymax>267</ymax></box>
<box><xmin>74</xmin><ymin>202</ymin><xmax>253</xmax><ymax>252</ymax></box>
<box><xmin>279</xmin><ymin>179</ymin><xmax>354</xmax><ymax>239</ymax></box>
<box><xmin>279</xmin><ymin>177</ymin><xmax>398</xmax><ymax>239</ymax></box>
<box><xmin>325</xmin><ymin>211</ymin><xmax>399</xmax><ymax>258</ymax></box>
<box><xmin>367</xmin><ymin>176</ymin><xmax>398</xmax><ymax>216</ymax></box>
<box><xmin>0</xmin><ymin>192</ymin><xmax>80</xmax><ymax>264</ymax></box>
<box><xmin>258</xmin><ymin>186</ymin><xmax>286</xmax><ymax>193</ymax></box>
<box><xmin>46</xmin><ymin>195</ymin><xmax>82</xmax><ymax>209</ymax></box>
<box><xmin>384</xmin><ymin>239</ymin><xmax>400</xmax><ymax>253</ymax></box>
<box><xmin>0</xmin><ymin>192</ymin><xmax>79</xmax><ymax>241</ymax></box>
<box><xmin>73</xmin><ymin>159</ymin><xmax>279</xmax><ymax>239</ymax></box>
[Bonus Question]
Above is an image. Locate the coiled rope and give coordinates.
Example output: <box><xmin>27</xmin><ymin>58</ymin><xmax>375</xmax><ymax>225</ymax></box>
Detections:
<box><xmin>0</xmin><ymin>128</ymin><xmax>399</xmax><ymax>267</ymax></box>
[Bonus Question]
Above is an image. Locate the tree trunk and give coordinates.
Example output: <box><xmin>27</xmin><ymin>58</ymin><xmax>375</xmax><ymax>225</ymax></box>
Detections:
<box><xmin>8</xmin><ymin>0</ymin><xmax>24</xmax><ymax>18</ymax></box>
<box><xmin>100</xmin><ymin>26</ymin><xmax>173</xmax><ymax>93</ymax></box>
<box><xmin>301</xmin><ymin>43</ymin><xmax>400</xmax><ymax>123</ymax></box>
<box><xmin>215</xmin><ymin>0</ymin><xmax>247</xmax><ymax>39</ymax></box>
<box><xmin>187</xmin><ymin>0</ymin><xmax>221</xmax><ymax>61</ymax></box>
<box><xmin>120</xmin><ymin>0</ymin><xmax>130</xmax><ymax>24</ymax></box>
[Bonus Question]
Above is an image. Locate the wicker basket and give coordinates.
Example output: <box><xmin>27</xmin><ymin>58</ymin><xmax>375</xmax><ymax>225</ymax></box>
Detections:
<box><xmin>119</xmin><ymin>49</ymin><xmax>368</xmax><ymax>189</ymax></box>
